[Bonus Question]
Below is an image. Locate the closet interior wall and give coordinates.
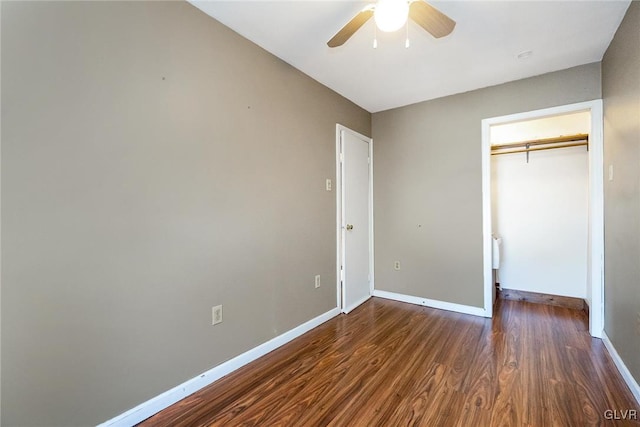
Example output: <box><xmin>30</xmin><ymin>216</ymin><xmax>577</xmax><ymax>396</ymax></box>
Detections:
<box><xmin>491</xmin><ymin>112</ymin><xmax>590</xmax><ymax>300</ymax></box>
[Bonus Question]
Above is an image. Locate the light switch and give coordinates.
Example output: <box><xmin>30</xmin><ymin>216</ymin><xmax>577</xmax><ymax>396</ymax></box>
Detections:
<box><xmin>326</xmin><ymin>179</ymin><xmax>332</xmax><ymax>191</ymax></box>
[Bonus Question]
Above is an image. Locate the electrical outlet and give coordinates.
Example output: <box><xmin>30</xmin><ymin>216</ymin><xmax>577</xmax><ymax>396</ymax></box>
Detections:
<box><xmin>315</xmin><ymin>275</ymin><xmax>321</xmax><ymax>288</ymax></box>
<box><xmin>325</xmin><ymin>179</ymin><xmax>332</xmax><ymax>191</ymax></box>
<box><xmin>212</xmin><ymin>305</ymin><xmax>223</xmax><ymax>325</ymax></box>
<box><xmin>394</xmin><ymin>261</ymin><xmax>401</xmax><ymax>271</ymax></box>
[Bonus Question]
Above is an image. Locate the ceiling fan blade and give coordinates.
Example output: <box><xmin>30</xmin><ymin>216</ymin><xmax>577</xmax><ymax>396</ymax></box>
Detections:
<box><xmin>327</xmin><ymin>8</ymin><xmax>374</xmax><ymax>48</ymax></box>
<box><xmin>409</xmin><ymin>1</ymin><xmax>455</xmax><ymax>38</ymax></box>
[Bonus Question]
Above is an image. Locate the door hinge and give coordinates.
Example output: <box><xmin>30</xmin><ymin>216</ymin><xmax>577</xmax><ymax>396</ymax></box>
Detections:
<box><xmin>340</xmin><ymin>152</ymin><xmax>344</xmax><ymax>162</ymax></box>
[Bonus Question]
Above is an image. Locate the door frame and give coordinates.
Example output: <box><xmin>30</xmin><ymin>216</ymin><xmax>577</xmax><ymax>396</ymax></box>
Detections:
<box><xmin>335</xmin><ymin>124</ymin><xmax>374</xmax><ymax>313</ymax></box>
<box><xmin>481</xmin><ymin>100</ymin><xmax>604</xmax><ymax>337</ymax></box>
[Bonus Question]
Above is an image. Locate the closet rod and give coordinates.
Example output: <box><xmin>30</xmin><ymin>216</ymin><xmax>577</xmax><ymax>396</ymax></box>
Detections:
<box><xmin>491</xmin><ymin>141</ymin><xmax>588</xmax><ymax>156</ymax></box>
<box><xmin>491</xmin><ymin>133</ymin><xmax>589</xmax><ymax>151</ymax></box>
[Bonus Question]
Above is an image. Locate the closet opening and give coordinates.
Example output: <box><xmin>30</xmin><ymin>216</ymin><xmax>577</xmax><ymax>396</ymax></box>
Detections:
<box><xmin>481</xmin><ymin>101</ymin><xmax>604</xmax><ymax>338</ymax></box>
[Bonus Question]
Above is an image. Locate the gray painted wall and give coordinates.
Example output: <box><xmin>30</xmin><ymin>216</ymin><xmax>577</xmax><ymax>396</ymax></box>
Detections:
<box><xmin>602</xmin><ymin>1</ymin><xmax>640</xmax><ymax>386</ymax></box>
<box><xmin>372</xmin><ymin>63</ymin><xmax>601</xmax><ymax>308</ymax></box>
<box><xmin>0</xmin><ymin>2</ymin><xmax>370</xmax><ymax>425</ymax></box>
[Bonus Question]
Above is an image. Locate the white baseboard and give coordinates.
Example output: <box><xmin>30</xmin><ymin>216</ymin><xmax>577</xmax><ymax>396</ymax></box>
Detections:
<box><xmin>601</xmin><ymin>332</ymin><xmax>640</xmax><ymax>405</ymax></box>
<box><xmin>97</xmin><ymin>307</ymin><xmax>341</xmax><ymax>427</ymax></box>
<box><xmin>372</xmin><ymin>290</ymin><xmax>487</xmax><ymax>317</ymax></box>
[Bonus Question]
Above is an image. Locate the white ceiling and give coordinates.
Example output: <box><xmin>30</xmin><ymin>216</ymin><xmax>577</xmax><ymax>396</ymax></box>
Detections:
<box><xmin>190</xmin><ymin>0</ymin><xmax>630</xmax><ymax>113</ymax></box>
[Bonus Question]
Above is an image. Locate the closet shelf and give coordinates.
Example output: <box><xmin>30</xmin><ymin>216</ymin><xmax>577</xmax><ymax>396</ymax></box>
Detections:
<box><xmin>491</xmin><ymin>133</ymin><xmax>589</xmax><ymax>156</ymax></box>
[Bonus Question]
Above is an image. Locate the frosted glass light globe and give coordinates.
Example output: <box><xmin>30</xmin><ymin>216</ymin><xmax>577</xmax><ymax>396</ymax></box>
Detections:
<box><xmin>374</xmin><ymin>0</ymin><xmax>409</xmax><ymax>32</ymax></box>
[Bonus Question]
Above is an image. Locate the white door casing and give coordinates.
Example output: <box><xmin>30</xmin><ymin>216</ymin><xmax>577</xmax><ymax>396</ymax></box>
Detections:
<box><xmin>336</xmin><ymin>125</ymin><xmax>373</xmax><ymax>314</ymax></box>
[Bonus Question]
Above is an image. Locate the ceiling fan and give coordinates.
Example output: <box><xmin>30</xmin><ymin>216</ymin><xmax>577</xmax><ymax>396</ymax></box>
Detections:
<box><xmin>327</xmin><ymin>0</ymin><xmax>456</xmax><ymax>48</ymax></box>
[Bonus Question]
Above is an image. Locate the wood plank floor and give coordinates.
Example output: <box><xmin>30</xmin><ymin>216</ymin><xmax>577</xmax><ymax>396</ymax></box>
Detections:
<box><xmin>140</xmin><ymin>298</ymin><xmax>640</xmax><ymax>426</ymax></box>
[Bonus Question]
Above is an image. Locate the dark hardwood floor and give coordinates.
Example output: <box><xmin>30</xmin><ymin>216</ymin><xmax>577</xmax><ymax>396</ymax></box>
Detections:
<box><xmin>140</xmin><ymin>297</ymin><xmax>639</xmax><ymax>426</ymax></box>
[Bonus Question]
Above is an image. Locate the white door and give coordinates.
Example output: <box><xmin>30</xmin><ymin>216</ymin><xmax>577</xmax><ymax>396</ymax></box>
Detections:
<box><xmin>339</xmin><ymin>128</ymin><xmax>372</xmax><ymax>314</ymax></box>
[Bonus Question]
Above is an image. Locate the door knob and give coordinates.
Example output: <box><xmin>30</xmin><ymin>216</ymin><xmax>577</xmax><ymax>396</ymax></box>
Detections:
<box><xmin>346</xmin><ymin>224</ymin><xmax>354</xmax><ymax>230</ymax></box>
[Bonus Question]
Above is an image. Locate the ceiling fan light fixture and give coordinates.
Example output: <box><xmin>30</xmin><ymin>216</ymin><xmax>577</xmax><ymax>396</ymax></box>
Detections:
<box><xmin>374</xmin><ymin>0</ymin><xmax>409</xmax><ymax>32</ymax></box>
